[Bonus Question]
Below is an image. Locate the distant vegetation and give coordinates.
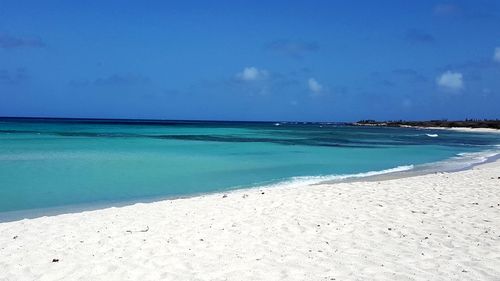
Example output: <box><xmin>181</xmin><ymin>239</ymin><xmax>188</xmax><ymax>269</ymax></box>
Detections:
<box><xmin>353</xmin><ymin>119</ymin><xmax>500</xmax><ymax>129</ymax></box>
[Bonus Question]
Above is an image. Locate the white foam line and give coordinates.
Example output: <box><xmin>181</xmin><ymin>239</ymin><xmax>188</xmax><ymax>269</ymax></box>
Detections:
<box><xmin>256</xmin><ymin>148</ymin><xmax>500</xmax><ymax>190</ymax></box>
<box><xmin>259</xmin><ymin>165</ymin><xmax>415</xmax><ymax>189</ymax></box>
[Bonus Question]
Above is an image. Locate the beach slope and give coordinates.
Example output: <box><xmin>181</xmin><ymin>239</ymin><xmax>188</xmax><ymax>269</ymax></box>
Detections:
<box><xmin>1</xmin><ymin>161</ymin><xmax>500</xmax><ymax>280</ymax></box>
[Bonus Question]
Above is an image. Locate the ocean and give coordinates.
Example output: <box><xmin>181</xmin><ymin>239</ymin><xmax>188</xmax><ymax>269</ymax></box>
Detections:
<box><xmin>1</xmin><ymin>118</ymin><xmax>499</xmax><ymax>217</ymax></box>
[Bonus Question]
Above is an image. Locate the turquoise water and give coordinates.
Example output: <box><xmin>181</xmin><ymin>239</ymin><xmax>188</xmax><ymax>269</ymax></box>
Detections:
<box><xmin>1</xmin><ymin>118</ymin><xmax>499</xmax><ymax>214</ymax></box>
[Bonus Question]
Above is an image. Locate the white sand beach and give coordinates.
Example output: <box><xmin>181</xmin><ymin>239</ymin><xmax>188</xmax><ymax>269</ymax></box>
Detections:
<box><xmin>1</xmin><ymin>161</ymin><xmax>500</xmax><ymax>280</ymax></box>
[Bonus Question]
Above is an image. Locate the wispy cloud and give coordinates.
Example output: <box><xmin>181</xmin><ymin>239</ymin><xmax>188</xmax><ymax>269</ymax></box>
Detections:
<box><xmin>0</xmin><ymin>68</ymin><xmax>28</xmax><ymax>84</ymax></box>
<box><xmin>94</xmin><ymin>74</ymin><xmax>150</xmax><ymax>86</ymax></box>
<box><xmin>392</xmin><ymin>68</ymin><xmax>427</xmax><ymax>82</ymax></box>
<box><xmin>308</xmin><ymin>78</ymin><xmax>323</xmax><ymax>95</ymax></box>
<box><xmin>380</xmin><ymin>80</ymin><xmax>395</xmax><ymax>87</ymax></box>
<box><xmin>266</xmin><ymin>40</ymin><xmax>319</xmax><ymax>58</ymax></box>
<box><xmin>494</xmin><ymin>47</ymin><xmax>500</xmax><ymax>63</ymax></box>
<box><xmin>436</xmin><ymin>71</ymin><xmax>464</xmax><ymax>92</ymax></box>
<box><xmin>70</xmin><ymin>74</ymin><xmax>151</xmax><ymax>87</ymax></box>
<box><xmin>0</xmin><ymin>33</ymin><xmax>44</xmax><ymax>49</ymax></box>
<box><xmin>235</xmin><ymin>67</ymin><xmax>269</xmax><ymax>81</ymax></box>
<box><xmin>433</xmin><ymin>4</ymin><xmax>461</xmax><ymax>17</ymax></box>
<box><xmin>223</xmin><ymin>68</ymin><xmax>305</xmax><ymax>97</ymax></box>
<box><xmin>392</xmin><ymin>69</ymin><xmax>419</xmax><ymax>75</ymax></box>
<box><xmin>438</xmin><ymin>58</ymin><xmax>499</xmax><ymax>73</ymax></box>
<box><xmin>433</xmin><ymin>3</ymin><xmax>497</xmax><ymax>20</ymax></box>
<box><xmin>404</xmin><ymin>29</ymin><xmax>435</xmax><ymax>44</ymax></box>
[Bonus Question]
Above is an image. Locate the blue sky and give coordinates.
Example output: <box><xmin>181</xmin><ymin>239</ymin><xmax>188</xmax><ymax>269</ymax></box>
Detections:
<box><xmin>1</xmin><ymin>1</ymin><xmax>500</xmax><ymax>121</ymax></box>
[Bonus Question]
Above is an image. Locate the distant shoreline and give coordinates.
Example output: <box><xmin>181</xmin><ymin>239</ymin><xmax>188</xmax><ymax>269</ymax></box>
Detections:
<box><xmin>352</xmin><ymin>120</ymin><xmax>500</xmax><ymax>132</ymax></box>
<box><xmin>2</xmin><ymin>116</ymin><xmax>500</xmax><ymax>131</ymax></box>
<box><xmin>415</xmin><ymin>126</ymin><xmax>500</xmax><ymax>134</ymax></box>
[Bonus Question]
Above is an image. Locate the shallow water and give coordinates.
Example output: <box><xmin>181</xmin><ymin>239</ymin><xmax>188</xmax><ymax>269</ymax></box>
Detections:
<box><xmin>1</xmin><ymin>118</ymin><xmax>499</xmax><ymax>214</ymax></box>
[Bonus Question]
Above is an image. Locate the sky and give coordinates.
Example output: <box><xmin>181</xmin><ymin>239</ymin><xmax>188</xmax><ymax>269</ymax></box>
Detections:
<box><xmin>1</xmin><ymin>0</ymin><xmax>500</xmax><ymax>122</ymax></box>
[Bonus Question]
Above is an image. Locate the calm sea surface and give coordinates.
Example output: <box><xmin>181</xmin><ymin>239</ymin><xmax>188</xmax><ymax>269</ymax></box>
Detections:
<box><xmin>1</xmin><ymin>118</ymin><xmax>499</xmax><ymax>215</ymax></box>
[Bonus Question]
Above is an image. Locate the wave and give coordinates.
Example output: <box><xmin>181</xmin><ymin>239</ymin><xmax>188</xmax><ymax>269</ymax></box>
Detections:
<box><xmin>250</xmin><ymin>148</ymin><xmax>500</xmax><ymax>190</ymax></box>
<box><xmin>434</xmin><ymin>149</ymin><xmax>500</xmax><ymax>170</ymax></box>
<box><xmin>383</xmin><ymin>149</ymin><xmax>498</xmax><ymax>177</ymax></box>
<box><xmin>254</xmin><ymin>165</ymin><xmax>415</xmax><ymax>189</ymax></box>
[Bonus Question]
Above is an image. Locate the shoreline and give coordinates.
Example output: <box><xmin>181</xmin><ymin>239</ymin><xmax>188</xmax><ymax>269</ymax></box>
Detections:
<box><xmin>1</xmin><ymin>149</ymin><xmax>499</xmax><ymax>223</ymax></box>
<box><xmin>410</xmin><ymin>126</ymin><xmax>500</xmax><ymax>134</ymax></box>
<box><xmin>1</xmin><ymin>156</ymin><xmax>499</xmax><ymax>280</ymax></box>
<box><xmin>353</xmin><ymin>123</ymin><xmax>500</xmax><ymax>134</ymax></box>
<box><xmin>335</xmin><ymin>151</ymin><xmax>500</xmax><ymax>184</ymax></box>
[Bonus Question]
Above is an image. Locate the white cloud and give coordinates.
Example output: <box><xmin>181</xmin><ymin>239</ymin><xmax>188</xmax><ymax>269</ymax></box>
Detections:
<box><xmin>436</xmin><ymin>71</ymin><xmax>464</xmax><ymax>92</ymax></box>
<box><xmin>494</xmin><ymin>47</ymin><xmax>500</xmax><ymax>63</ymax></box>
<box><xmin>236</xmin><ymin>67</ymin><xmax>269</xmax><ymax>81</ymax></box>
<box><xmin>308</xmin><ymin>78</ymin><xmax>323</xmax><ymax>94</ymax></box>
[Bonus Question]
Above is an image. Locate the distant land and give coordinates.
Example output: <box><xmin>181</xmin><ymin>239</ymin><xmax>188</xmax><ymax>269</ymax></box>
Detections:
<box><xmin>353</xmin><ymin>119</ymin><xmax>500</xmax><ymax>130</ymax></box>
<box><xmin>1</xmin><ymin>116</ymin><xmax>499</xmax><ymax>130</ymax></box>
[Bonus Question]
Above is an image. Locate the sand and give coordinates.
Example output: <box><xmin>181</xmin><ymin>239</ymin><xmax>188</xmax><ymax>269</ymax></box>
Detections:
<box><xmin>418</xmin><ymin>126</ymin><xmax>500</xmax><ymax>134</ymax></box>
<box><xmin>1</xmin><ymin>161</ymin><xmax>500</xmax><ymax>280</ymax></box>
